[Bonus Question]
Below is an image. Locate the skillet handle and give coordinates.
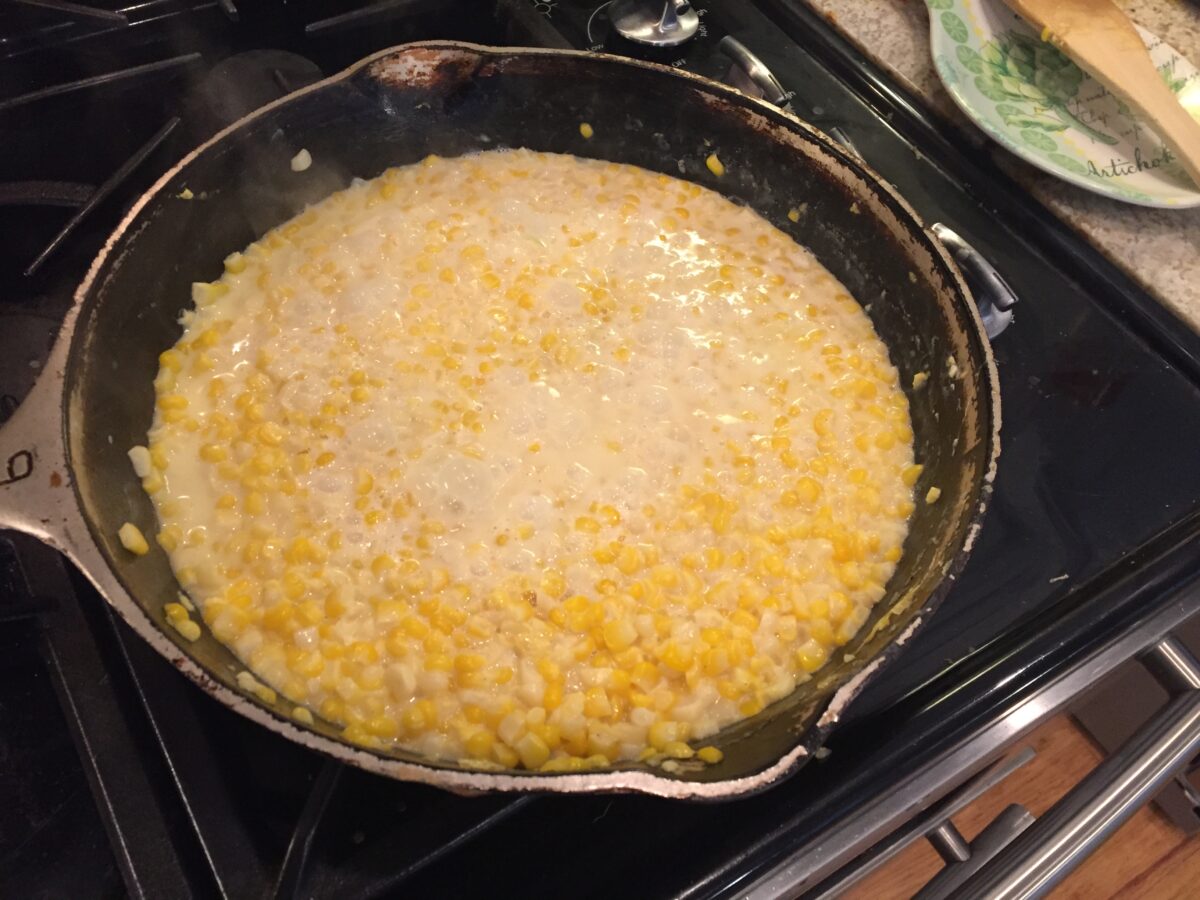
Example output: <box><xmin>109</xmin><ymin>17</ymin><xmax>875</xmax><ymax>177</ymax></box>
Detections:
<box><xmin>0</xmin><ymin>354</ymin><xmax>78</xmax><ymax>552</ymax></box>
<box><xmin>931</xmin><ymin>223</ymin><xmax>1018</xmax><ymax>340</ymax></box>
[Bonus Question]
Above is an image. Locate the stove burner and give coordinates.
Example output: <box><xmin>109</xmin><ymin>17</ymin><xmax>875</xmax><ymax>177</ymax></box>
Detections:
<box><xmin>185</xmin><ymin>50</ymin><xmax>324</xmax><ymax>137</ymax></box>
<box><xmin>24</xmin><ymin>117</ymin><xmax>179</xmax><ymax>277</ymax></box>
<box><xmin>9</xmin><ymin>0</ymin><xmax>128</xmax><ymax>26</ymax></box>
<box><xmin>0</xmin><ymin>53</ymin><xmax>202</xmax><ymax>112</ymax></box>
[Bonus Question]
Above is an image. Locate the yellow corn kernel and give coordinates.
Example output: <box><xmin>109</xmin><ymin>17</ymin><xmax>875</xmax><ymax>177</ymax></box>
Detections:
<box><xmin>616</xmin><ymin>545</ymin><xmax>643</xmax><ymax>575</ymax></box>
<box><xmin>465</xmin><ymin>728</ymin><xmax>495</xmax><ymax>759</ymax></box>
<box><xmin>926</xmin><ymin>486</ymin><xmax>942</xmax><ymax>504</ymax></box>
<box><xmin>797</xmin><ymin>639</ymin><xmax>828</xmax><ymax>673</ymax></box>
<box><xmin>739</xmin><ymin>698</ymin><xmax>764</xmax><ymax>717</ymax></box>
<box><xmin>705</xmin><ymin>153</ymin><xmax>726</xmax><ymax>176</ymax></box>
<box><xmin>660</xmin><ymin>642</ymin><xmax>693</xmax><ymax>673</ymax></box>
<box><xmin>493</xmin><ymin>742</ymin><xmax>520</xmax><ymax>769</ymax></box>
<box><xmin>454</xmin><ymin>653</ymin><xmax>486</xmax><ymax>673</ymax></box>
<box><xmin>401</xmin><ymin>703</ymin><xmax>430</xmax><ymax>733</ymax></box>
<box><xmin>366</xmin><ymin>715</ymin><xmax>400</xmax><ymax>739</ymax></box>
<box><xmin>702</xmin><ymin>647</ymin><xmax>731</xmax><ymax>676</ymax></box>
<box><xmin>697</xmin><ymin>746</ymin><xmax>724</xmax><ymax>764</ymax></box>
<box><xmin>542</xmin><ymin>573</ymin><xmax>564</xmax><ymax>602</ymax></box>
<box><xmin>158</xmin><ymin>349</ymin><xmax>184</xmax><ymax>372</ymax></box>
<box><xmin>355</xmin><ymin>468</ymin><xmax>374</xmax><ymax>495</ymax></box>
<box><xmin>155</xmin><ymin>524</ymin><xmax>181</xmax><ymax>552</ymax></box>
<box><xmin>191</xmin><ymin>281</ymin><xmax>230</xmax><ymax>306</ymax></box>
<box><xmin>513</xmin><ymin>732</ymin><xmax>549</xmax><ymax>769</ymax></box>
<box><xmin>813</xmin><ymin>408</ymin><xmax>833</xmax><ymax>436</ymax></box>
<box><xmin>118</xmin><ymin>522</ymin><xmax>150</xmax><ymax>556</ymax></box>
<box><xmin>170</xmin><ymin>618</ymin><xmax>202</xmax><ymax>642</ymax></box>
<box><xmin>602</xmin><ymin>618</ymin><xmax>638</xmax><ymax>652</ymax></box>
<box><xmin>579</xmin><ymin>122</ymin><xmax>594</xmax><ymax>139</ymax></box>
<box><xmin>651</xmin><ymin>564</ymin><xmax>679</xmax><ymax>587</ymax></box>
<box><xmin>902</xmin><ymin>464</ymin><xmax>924</xmax><ymax>487</ymax></box>
<box><xmin>810</xmin><ymin>616</ymin><xmax>835</xmax><ymax>644</ymax></box>
<box><xmin>662</xmin><ymin>741</ymin><xmax>695</xmax><ymax>759</ymax></box>
<box><xmin>258</xmin><ymin>421</ymin><xmax>285</xmax><ymax>446</ymax></box>
<box><xmin>584</xmin><ymin>686</ymin><xmax>613</xmax><ymax>719</ymax></box>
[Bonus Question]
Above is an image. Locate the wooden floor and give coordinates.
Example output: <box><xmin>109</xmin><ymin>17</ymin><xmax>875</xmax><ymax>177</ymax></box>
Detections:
<box><xmin>844</xmin><ymin>715</ymin><xmax>1200</xmax><ymax>899</ymax></box>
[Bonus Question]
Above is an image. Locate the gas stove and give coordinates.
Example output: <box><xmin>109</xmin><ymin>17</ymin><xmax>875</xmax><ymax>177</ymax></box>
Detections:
<box><xmin>4</xmin><ymin>2</ymin><xmax>1200</xmax><ymax>897</ymax></box>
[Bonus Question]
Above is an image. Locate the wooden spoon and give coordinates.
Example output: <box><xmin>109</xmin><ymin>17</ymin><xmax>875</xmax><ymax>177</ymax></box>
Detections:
<box><xmin>1001</xmin><ymin>0</ymin><xmax>1200</xmax><ymax>188</ymax></box>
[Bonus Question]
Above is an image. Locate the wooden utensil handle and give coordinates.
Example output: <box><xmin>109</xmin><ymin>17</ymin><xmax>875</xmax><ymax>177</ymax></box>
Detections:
<box><xmin>1003</xmin><ymin>0</ymin><xmax>1200</xmax><ymax>188</ymax></box>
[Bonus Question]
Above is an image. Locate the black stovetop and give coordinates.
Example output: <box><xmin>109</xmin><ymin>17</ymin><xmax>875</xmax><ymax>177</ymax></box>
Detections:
<box><xmin>4</xmin><ymin>2</ymin><xmax>1200</xmax><ymax>898</ymax></box>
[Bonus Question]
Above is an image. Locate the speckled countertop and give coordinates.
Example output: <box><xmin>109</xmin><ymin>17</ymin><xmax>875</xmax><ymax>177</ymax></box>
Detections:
<box><xmin>800</xmin><ymin>0</ymin><xmax>1200</xmax><ymax>330</ymax></box>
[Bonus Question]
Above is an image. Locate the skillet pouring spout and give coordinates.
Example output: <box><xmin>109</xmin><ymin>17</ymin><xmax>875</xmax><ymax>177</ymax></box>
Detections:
<box><xmin>0</xmin><ymin>41</ymin><xmax>998</xmax><ymax>798</ymax></box>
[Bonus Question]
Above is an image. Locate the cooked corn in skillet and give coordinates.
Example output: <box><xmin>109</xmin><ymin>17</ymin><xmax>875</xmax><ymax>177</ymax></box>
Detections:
<box><xmin>133</xmin><ymin>150</ymin><xmax>916</xmax><ymax>771</ymax></box>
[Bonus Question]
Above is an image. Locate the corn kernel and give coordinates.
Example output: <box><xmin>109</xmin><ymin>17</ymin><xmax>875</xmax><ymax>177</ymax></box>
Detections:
<box><xmin>118</xmin><ymin>522</ymin><xmax>150</xmax><ymax>556</ymax></box>
<box><xmin>663</xmin><ymin>740</ymin><xmax>694</xmax><ymax>759</ymax></box>
<box><xmin>602</xmin><ymin>618</ymin><xmax>638</xmax><ymax>651</ymax></box>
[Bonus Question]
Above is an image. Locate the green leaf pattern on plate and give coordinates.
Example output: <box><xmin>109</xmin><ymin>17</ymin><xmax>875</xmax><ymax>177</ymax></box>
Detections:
<box><xmin>1020</xmin><ymin>128</ymin><xmax>1057</xmax><ymax>152</ymax></box>
<box><xmin>975</xmin><ymin>31</ymin><xmax>1118</xmax><ymax>145</ymax></box>
<box><xmin>1048</xmin><ymin>153</ymin><xmax>1089</xmax><ymax>176</ymax></box>
<box><xmin>940</xmin><ymin>12</ymin><xmax>969</xmax><ymax>44</ymax></box>
<box><xmin>955</xmin><ymin>44</ymin><xmax>984</xmax><ymax>74</ymax></box>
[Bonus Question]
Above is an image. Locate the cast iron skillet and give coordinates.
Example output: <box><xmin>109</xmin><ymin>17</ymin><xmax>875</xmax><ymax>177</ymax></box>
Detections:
<box><xmin>0</xmin><ymin>43</ymin><xmax>999</xmax><ymax>799</ymax></box>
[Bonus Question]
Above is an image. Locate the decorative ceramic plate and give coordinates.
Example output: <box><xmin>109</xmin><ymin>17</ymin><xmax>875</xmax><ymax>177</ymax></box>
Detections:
<box><xmin>927</xmin><ymin>0</ymin><xmax>1200</xmax><ymax>208</ymax></box>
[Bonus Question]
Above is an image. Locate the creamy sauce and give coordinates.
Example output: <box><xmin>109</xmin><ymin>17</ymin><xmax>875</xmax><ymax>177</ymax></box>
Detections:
<box><xmin>141</xmin><ymin>150</ymin><xmax>916</xmax><ymax>769</ymax></box>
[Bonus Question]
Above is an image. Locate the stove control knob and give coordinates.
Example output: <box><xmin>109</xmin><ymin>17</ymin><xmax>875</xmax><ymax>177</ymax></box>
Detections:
<box><xmin>718</xmin><ymin>36</ymin><xmax>788</xmax><ymax>108</ymax></box>
<box><xmin>609</xmin><ymin>0</ymin><xmax>700</xmax><ymax>48</ymax></box>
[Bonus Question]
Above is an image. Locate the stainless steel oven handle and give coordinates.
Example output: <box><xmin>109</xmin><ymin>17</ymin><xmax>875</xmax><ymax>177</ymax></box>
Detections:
<box><xmin>915</xmin><ymin>805</ymin><xmax>1036</xmax><ymax>899</ymax></box>
<box><xmin>931</xmin><ymin>222</ymin><xmax>1018</xmax><ymax>339</ymax></box>
<box><xmin>956</xmin><ymin>635</ymin><xmax>1200</xmax><ymax>899</ymax></box>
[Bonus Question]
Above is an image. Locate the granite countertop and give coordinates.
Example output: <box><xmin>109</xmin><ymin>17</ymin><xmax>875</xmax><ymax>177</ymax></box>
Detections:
<box><xmin>800</xmin><ymin>0</ymin><xmax>1200</xmax><ymax>331</ymax></box>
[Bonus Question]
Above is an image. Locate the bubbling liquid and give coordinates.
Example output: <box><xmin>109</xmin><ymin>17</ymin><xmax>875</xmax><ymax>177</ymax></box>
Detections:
<box><xmin>140</xmin><ymin>150</ymin><xmax>917</xmax><ymax>771</ymax></box>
